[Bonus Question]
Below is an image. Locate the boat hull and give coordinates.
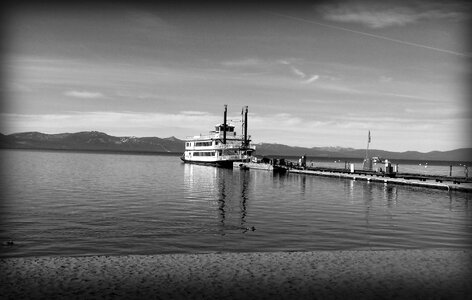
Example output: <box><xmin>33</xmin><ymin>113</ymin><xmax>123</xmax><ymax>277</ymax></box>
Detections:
<box><xmin>180</xmin><ymin>156</ymin><xmax>243</xmax><ymax>168</ymax></box>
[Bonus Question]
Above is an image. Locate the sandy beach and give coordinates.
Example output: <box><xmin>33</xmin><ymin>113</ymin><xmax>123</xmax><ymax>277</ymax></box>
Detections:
<box><xmin>1</xmin><ymin>249</ymin><xmax>471</xmax><ymax>299</ymax></box>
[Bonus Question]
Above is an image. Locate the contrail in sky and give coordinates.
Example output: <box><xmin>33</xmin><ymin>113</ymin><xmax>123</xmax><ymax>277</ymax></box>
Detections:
<box><xmin>267</xmin><ymin>11</ymin><xmax>471</xmax><ymax>58</ymax></box>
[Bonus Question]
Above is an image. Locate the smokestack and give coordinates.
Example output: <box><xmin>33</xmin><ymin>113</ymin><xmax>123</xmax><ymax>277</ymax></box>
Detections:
<box><xmin>223</xmin><ymin>104</ymin><xmax>227</xmax><ymax>144</ymax></box>
<box><xmin>244</xmin><ymin>106</ymin><xmax>248</xmax><ymax>147</ymax></box>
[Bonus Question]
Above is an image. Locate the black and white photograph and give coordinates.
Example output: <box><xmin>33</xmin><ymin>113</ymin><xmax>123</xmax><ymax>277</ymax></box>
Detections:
<box><xmin>1</xmin><ymin>1</ymin><xmax>471</xmax><ymax>299</ymax></box>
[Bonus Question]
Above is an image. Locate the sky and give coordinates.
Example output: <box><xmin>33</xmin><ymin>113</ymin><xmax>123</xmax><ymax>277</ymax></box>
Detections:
<box><xmin>2</xmin><ymin>1</ymin><xmax>471</xmax><ymax>152</ymax></box>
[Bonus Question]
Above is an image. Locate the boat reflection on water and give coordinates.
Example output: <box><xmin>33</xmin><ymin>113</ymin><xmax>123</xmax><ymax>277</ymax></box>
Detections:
<box><xmin>382</xmin><ymin>184</ymin><xmax>398</xmax><ymax>205</ymax></box>
<box><xmin>183</xmin><ymin>164</ymin><xmax>253</xmax><ymax>235</ymax></box>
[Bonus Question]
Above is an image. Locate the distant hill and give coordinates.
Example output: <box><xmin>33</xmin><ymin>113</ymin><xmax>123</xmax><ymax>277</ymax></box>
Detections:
<box><xmin>0</xmin><ymin>131</ymin><xmax>185</xmax><ymax>153</ymax></box>
<box><xmin>254</xmin><ymin>142</ymin><xmax>472</xmax><ymax>162</ymax></box>
<box><xmin>1</xmin><ymin>131</ymin><xmax>471</xmax><ymax>162</ymax></box>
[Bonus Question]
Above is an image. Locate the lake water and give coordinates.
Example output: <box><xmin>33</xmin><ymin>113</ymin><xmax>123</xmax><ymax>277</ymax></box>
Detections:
<box><xmin>1</xmin><ymin>149</ymin><xmax>471</xmax><ymax>258</ymax></box>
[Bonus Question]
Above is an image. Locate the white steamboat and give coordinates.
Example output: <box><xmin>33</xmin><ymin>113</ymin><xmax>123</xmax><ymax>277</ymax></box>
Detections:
<box><xmin>181</xmin><ymin>105</ymin><xmax>255</xmax><ymax>167</ymax></box>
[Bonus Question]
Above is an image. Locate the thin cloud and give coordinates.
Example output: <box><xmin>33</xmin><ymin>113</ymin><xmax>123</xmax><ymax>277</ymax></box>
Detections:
<box><xmin>221</xmin><ymin>58</ymin><xmax>265</xmax><ymax>67</ymax></box>
<box><xmin>318</xmin><ymin>3</ymin><xmax>423</xmax><ymax>29</ymax></box>
<box><xmin>404</xmin><ymin>106</ymin><xmax>467</xmax><ymax>119</ymax></box>
<box><xmin>316</xmin><ymin>1</ymin><xmax>468</xmax><ymax>29</ymax></box>
<box><xmin>64</xmin><ymin>90</ymin><xmax>105</xmax><ymax>99</ymax></box>
<box><xmin>291</xmin><ymin>66</ymin><xmax>306</xmax><ymax>78</ymax></box>
<box><xmin>321</xmin><ymin>6</ymin><xmax>417</xmax><ymax>28</ymax></box>
<box><xmin>304</xmin><ymin>75</ymin><xmax>320</xmax><ymax>84</ymax></box>
<box><xmin>277</xmin><ymin>60</ymin><xmax>291</xmax><ymax>65</ymax></box>
<box><xmin>379</xmin><ymin>76</ymin><xmax>393</xmax><ymax>83</ymax></box>
<box><xmin>180</xmin><ymin>111</ymin><xmax>209</xmax><ymax>115</ymax></box>
<box><xmin>221</xmin><ymin>58</ymin><xmax>321</xmax><ymax>84</ymax></box>
<box><xmin>127</xmin><ymin>11</ymin><xmax>172</xmax><ymax>30</ymax></box>
<box><xmin>289</xmin><ymin>65</ymin><xmax>320</xmax><ymax>84</ymax></box>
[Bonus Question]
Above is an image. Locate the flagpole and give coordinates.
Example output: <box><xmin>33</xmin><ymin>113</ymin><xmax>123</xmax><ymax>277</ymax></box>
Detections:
<box><xmin>365</xmin><ymin>130</ymin><xmax>370</xmax><ymax>160</ymax></box>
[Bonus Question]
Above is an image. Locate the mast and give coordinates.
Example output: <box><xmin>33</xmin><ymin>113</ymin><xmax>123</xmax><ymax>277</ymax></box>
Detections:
<box><xmin>241</xmin><ymin>106</ymin><xmax>244</xmax><ymax>146</ymax></box>
<box><xmin>365</xmin><ymin>130</ymin><xmax>371</xmax><ymax>160</ymax></box>
<box><xmin>223</xmin><ymin>104</ymin><xmax>227</xmax><ymax>144</ymax></box>
<box><xmin>244</xmin><ymin>106</ymin><xmax>248</xmax><ymax>148</ymax></box>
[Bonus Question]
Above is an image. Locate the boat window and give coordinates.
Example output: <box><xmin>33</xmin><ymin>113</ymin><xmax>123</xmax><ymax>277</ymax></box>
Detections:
<box><xmin>193</xmin><ymin>151</ymin><xmax>215</xmax><ymax>156</ymax></box>
<box><xmin>216</xmin><ymin>125</ymin><xmax>236</xmax><ymax>132</ymax></box>
<box><xmin>195</xmin><ymin>142</ymin><xmax>212</xmax><ymax>147</ymax></box>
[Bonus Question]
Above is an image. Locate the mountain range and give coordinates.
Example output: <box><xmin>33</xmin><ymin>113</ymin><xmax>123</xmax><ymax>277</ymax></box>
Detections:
<box><xmin>1</xmin><ymin>131</ymin><xmax>471</xmax><ymax>162</ymax></box>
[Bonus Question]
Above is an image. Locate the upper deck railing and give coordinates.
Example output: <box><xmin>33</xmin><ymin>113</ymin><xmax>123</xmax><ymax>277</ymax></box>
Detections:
<box><xmin>185</xmin><ymin>132</ymin><xmax>231</xmax><ymax>140</ymax></box>
<box><xmin>185</xmin><ymin>143</ymin><xmax>256</xmax><ymax>151</ymax></box>
<box><xmin>185</xmin><ymin>132</ymin><xmax>251</xmax><ymax>141</ymax></box>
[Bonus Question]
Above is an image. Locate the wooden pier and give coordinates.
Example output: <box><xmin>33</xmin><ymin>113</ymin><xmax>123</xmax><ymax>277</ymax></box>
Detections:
<box><xmin>236</xmin><ymin>163</ymin><xmax>472</xmax><ymax>193</ymax></box>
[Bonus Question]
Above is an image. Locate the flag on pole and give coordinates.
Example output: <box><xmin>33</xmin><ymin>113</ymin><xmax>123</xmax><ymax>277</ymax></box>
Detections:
<box><xmin>368</xmin><ymin>130</ymin><xmax>371</xmax><ymax>143</ymax></box>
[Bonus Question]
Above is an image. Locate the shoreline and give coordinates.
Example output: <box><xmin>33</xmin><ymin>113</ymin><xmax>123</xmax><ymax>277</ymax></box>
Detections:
<box><xmin>2</xmin><ymin>148</ymin><xmax>471</xmax><ymax>165</ymax></box>
<box><xmin>2</xmin><ymin>249</ymin><xmax>471</xmax><ymax>299</ymax></box>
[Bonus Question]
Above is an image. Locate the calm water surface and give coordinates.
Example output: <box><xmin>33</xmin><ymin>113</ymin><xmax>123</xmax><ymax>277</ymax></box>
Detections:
<box><xmin>1</xmin><ymin>149</ymin><xmax>471</xmax><ymax>257</ymax></box>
